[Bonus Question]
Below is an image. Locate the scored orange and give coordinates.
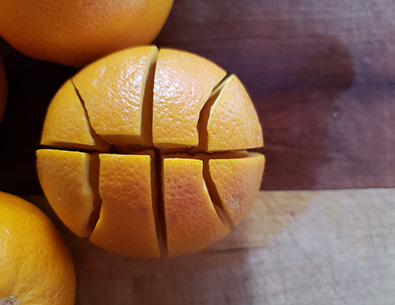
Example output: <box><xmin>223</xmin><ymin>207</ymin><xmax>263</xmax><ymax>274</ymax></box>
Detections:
<box><xmin>0</xmin><ymin>54</ymin><xmax>6</xmax><ymax>122</ymax></box>
<box><xmin>0</xmin><ymin>0</ymin><xmax>173</xmax><ymax>66</ymax></box>
<box><xmin>36</xmin><ymin>46</ymin><xmax>265</xmax><ymax>257</ymax></box>
<box><xmin>0</xmin><ymin>191</ymin><xmax>75</xmax><ymax>304</ymax></box>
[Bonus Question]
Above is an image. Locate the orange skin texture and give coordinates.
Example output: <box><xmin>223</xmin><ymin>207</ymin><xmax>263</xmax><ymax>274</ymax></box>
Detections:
<box><xmin>0</xmin><ymin>192</ymin><xmax>75</xmax><ymax>304</ymax></box>
<box><xmin>0</xmin><ymin>56</ymin><xmax>7</xmax><ymax>122</ymax></box>
<box><xmin>206</xmin><ymin>75</ymin><xmax>264</xmax><ymax>151</ymax></box>
<box><xmin>163</xmin><ymin>158</ymin><xmax>230</xmax><ymax>256</ymax></box>
<box><xmin>72</xmin><ymin>46</ymin><xmax>158</xmax><ymax>147</ymax></box>
<box><xmin>90</xmin><ymin>154</ymin><xmax>160</xmax><ymax>258</ymax></box>
<box><xmin>153</xmin><ymin>48</ymin><xmax>226</xmax><ymax>147</ymax></box>
<box><xmin>209</xmin><ymin>153</ymin><xmax>266</xmax><ymax>226</ymax></box>
<box><xmin>37</xmin><ymin>46</ymin><xmax>264</xmax><ymax>257</ymax></box>
<box><xmin>36</xmin><ymin>149</ymin><xmax>96</xmax><ymax>237</ymax></box>
<box><xmin>0</xmin><ymin>0</ymin><xmax>173</xmax><ymax>66</ymax></box>
<box><xmin>40</xmin><ymin>80</ymin><xmax>108</xmax><ymax>151</ymax></box>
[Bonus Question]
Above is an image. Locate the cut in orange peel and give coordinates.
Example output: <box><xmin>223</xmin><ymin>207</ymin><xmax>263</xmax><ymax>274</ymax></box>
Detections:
<box><xmin>37</xmin><ymin>46</ymin><xmax>265</xmax><ymax>257</ymax></box>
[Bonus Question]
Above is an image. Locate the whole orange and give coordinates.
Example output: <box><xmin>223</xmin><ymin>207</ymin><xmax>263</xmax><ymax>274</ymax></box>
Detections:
<box><xmin>0</xmin><ymin>54</ymin><xmax>6</xmax><ymax>122</ymax></box>
<box><xmin>37</xmin><ymin>46</ymin><xmax>265</xmax><ymax>257</ymax></box>
<box><xmin>0</xmin><ymin>0</ymin><xmax>173</xmax><ymax>66</ymax></box>
<box><xmin>0</xmin><ymin>192</ymin><xmax>75</xmax><ymax>304</ymax></box>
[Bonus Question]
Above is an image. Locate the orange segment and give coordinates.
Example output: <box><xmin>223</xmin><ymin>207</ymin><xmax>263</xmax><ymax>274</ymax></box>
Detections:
<box><xmin>163</xmin><ymin>157</ymin><xmax>230</xmax><ymax>256</ymax></box>
<box><xmin>90</xmin><ymin>153</ymin><xmax>160</xmax><ymax>258</ymax></box>
<box><xmin>204</xmin><ymin>75</ymin><xmax>263</xmax><ymax>152</ymax></box>
<box><xmin>72</xmin><ymin>46</ymin><xmax>158</xmax><ymax>147</ymax></box>
<box><xmin>153</xmin><ymin>49</ymin><xmax>226</xmax><ymax>148</ymax></box>
<box><xmin>40</xmin><ymin>80</ymin><xmax>108</xmax><ymax>150</ymax></box>
<box><xmin>36</xmin><ymin>149</ymin><xmax>98</xmax><ymax>237</ymax></box>
<box><xmin>209</xmin><ymin>153</ymin><xmax>265</xmax><ymax>226</ymax></box>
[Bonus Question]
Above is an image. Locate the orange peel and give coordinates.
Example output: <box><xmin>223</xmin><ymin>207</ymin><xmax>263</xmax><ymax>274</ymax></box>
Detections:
<box><xmin>37</xmin><ymin>46</ymin><xmax>264</xmax><ymax>257</ymax></box>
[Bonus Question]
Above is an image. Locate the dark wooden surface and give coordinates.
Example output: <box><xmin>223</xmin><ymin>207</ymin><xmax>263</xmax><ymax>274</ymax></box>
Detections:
<box><xmin>1</xmin><ymin>0</ymin><xmax>395</xmax><ymax>193</ymax></box>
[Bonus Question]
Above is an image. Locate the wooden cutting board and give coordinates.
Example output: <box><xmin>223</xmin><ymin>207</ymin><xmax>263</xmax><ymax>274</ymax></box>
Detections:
<box><xmin>24</xmin><ymin>188</ymin><xmax>395</xmax><ymax>304</ymax></box>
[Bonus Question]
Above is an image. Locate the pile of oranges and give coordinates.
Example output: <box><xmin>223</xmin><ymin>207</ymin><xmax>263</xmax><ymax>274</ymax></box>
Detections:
<box><xmin>0</xmin><ymin>1</ymin><xmax>264</xmax><ymax>304</ymax></box>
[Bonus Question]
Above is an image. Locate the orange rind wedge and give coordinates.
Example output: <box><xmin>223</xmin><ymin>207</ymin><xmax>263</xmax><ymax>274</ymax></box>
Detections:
<box><xmin>36</xmin><ymin>149</ymin><xmax>98</xmax><ymax>237</ymax></box>
<box><xmin>201</xmin><ymin>74</ymin><xmax>264</xmax><ymax>152</ymax></box>
<box><xmin>153</xmin><ymin>49</ymin><xmax>226</xmax><ymax>148</ymax></box>
<box><xmin>73</xmin><ymin>46</ymin><xmax>158</xmax><ymax>147</ymax></box>
<box><xmin>208</xmin><ymin>152</ymin><xmax>266</xmax><ymax>226</ymax></box>
<box><xmin>40</xmin><ymin>80</ymin><xmax>108</xmax><ymax>151</ymax></box>
<box><xmin>37</xmin><ymin>46</ymin><xmax>264</xmax><ymax>257</ymax></box>
<box><xmin>89</xmin><ymin>153</ymin><xmax>160</xmax><ymax>258</ymax></box>
<box><xmin>162</xmin><ymin>157</ymin><xmax>230</xmax><ymax>256</ymax></box>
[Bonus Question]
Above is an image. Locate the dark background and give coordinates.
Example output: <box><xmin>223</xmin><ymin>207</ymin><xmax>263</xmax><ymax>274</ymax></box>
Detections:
<box><xmin>1</xmin><ymin>0</ymin><xmax>395</xmax><ymax>194</ymax></box>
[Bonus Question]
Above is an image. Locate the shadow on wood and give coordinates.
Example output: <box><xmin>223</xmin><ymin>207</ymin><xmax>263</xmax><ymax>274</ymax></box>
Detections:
<box><xmin>259</xmin><ymin>33</ymin><xmax>354</xmax><ymax>190</ymax></box>
<box><xmin>24</xmin><ymin>191</ymin><xmax>309</xmax><ymax>305</ymax></box>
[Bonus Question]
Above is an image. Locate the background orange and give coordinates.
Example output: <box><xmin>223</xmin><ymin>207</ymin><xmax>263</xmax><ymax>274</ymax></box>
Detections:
<box><xmin>0</xmin><ymin>192</ymin><xmax>75</xmax><ymax>304</ymax></box>
<box><xmin>0</xmin><ymin>0</ymin><xmax>173</xmax><ymax>66</ymax></box>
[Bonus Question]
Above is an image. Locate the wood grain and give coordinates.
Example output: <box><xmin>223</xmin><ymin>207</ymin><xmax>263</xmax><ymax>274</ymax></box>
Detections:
<box><xmin>1</xmin><ymin>0</ymin><xmax>395</xmax><ymax>192</ymax></box>
<box><xmin>155</xmin><ymin>0</ymin><xmax>395</xmax><ymax>190</ymax></box>
<box><xmin>24</xmin><ymin>189</ymin><xmax>395</xmax><ymax>305</ymax></box>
